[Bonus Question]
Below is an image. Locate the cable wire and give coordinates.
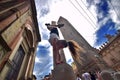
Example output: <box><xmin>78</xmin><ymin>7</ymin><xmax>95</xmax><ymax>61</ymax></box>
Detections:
<box><xmin>69</xmin><ymin>0</ymin><xmax>96</xmax><ymax>29</ymax></box>
<box><xmin>75</xmin><ymin>0</ymin><xmax>96</xmax><ymax>26</ymax></box>
<box><xmin>75</xmin><ymin>0</ymin><xmax>96</xmax><ymax>28</ymax></box>
<box><xmin>81</xmin><ymin>0</ymin><xmax>96</xmax><ymax>20</ymax></box>
<box><xmin>108</xmin><ymin>0</ymin><xmax>120</xmax><ymax>20</ymax></box>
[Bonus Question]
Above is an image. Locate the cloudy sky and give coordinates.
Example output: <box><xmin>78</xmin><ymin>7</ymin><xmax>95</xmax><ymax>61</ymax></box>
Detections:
<box><xmin>33</xmin><ymin>0</ymin><xmax>120</xmax><ymax>79</ymax></box>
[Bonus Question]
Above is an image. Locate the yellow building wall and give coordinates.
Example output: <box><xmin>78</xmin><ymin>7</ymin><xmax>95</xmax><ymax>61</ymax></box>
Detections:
<box><xmin>0</xmin><ymin>0</ymin><xmax>41</xmax><ymax>80</ymax></box>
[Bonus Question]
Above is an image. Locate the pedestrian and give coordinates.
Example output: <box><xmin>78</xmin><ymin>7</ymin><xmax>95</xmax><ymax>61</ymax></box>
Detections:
<box><xmin>82</xmin><ymin>72</ymin><xmax>91</xmax><ymax>80</ymax></box>
<box><xmin>96</xmin><ymin>71</ymin><xmax>102</xmax><ymax>80</ymax></box>
<box><xmin>89</xmin><ymin>71</ymin><xmax>96</xmax><ymax>80</ymax></box>
<box><xmin>76</xmin><ymin>74</ymin><xmax>82</xmax><ymax>80</ymax></box>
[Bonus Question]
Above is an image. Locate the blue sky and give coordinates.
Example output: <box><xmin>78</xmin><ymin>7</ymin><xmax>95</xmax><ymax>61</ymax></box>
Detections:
<box><xmin>33</xmin><ymin>0</ymin><xmax>120</xmax><ymax>80</ymax></box>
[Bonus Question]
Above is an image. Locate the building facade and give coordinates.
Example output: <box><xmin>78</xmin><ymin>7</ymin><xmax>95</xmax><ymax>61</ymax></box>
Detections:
<box><xmin>58</xmin><ymin>16</ymin><xmax>110</xmax><ymax>75</ymax></box>
<box><xmin>0</xmin><ymin>0</ymin><xmax>41</xmax><ymax>80</ymax></box>
<box><xmin>99</xmin><ymin>31</ymin><xmax>120</xmax><ymax>71</ymax></box>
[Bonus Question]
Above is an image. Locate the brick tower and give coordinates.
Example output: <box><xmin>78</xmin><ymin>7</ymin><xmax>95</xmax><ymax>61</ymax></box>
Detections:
<box><xmin>57</xmin><ymin>16</ymin><xmax>109</xmax><ymax>75</ymax></box>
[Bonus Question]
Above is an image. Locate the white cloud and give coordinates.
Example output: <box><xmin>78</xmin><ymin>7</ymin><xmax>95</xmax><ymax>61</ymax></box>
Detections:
<box><xmin>38</xmin><ymin>40</ymin><xmax>50</xmax><ymax>46</ymax></box>
<box><xmin>34</xmin><ymin>0</ymin><xmax>113</xmax><ymax>79</ymax></box>
<box><xmin>48</xmin><ymin>46</ymin><xmax>53</xmax><ymax>57</ymax></box>
<box><xmin>36</xmin><ymin>0</ymin><xmax>98</xmax><ymax>48</ymax></box>
<box><xmin>35</xmin><ymin>57</ymin><xmax>42</xmax><ymax>63</ymax></box>
<box><xmin>108</xmin><ymin>3</ymin><xmax>120</xmax><ymax>30</ymax></box>
<box><xmin>98</xmin><ymin>16</ymin><xmax>110</xmax><ymax>27</ymax></box>
<box><xmin>94</xmin><ymin>0</ymin><xmax>101</xmax><ymax>4</ymax></box>
<box><xmin>34</xmin><ymin>1</ymin><xmax>120</xmax><ymax>80</ymax></box>
<box><xmin>36</xmin><ymin>47</ymin><xmax>40</xmax><ymax>52</ymax></box>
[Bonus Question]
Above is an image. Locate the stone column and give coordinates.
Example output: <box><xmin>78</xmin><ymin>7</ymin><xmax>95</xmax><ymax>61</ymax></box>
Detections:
<box><xmin>52</xmin><ymin>63</ymin><xmax>76</xmax><ymax>80</ymax></box>
<box><xmin>49</xmin><ymin>21</ymin><xmax>76</xmax><ymax>80</ymax></box>
<box><xmin>53</xmin><ymin>49</ymin><xmax>66</xmax><ymax>68</ymax></box>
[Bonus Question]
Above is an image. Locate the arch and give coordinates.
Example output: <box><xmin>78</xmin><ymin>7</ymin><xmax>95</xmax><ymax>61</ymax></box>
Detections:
<box><xmin>25</xmin><ymin>23</ymin><xmax>34</xmax><ymax>48</ymax></box>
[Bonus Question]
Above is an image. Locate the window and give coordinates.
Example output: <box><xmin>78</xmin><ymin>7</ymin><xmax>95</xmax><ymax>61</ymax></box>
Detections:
<box><xmin>111</xmin><ymin>58</ymin><xmax>117</xmax><ymax>64</ymax></box>
<box><xmin>6</xmin><ymin>46</ymin><xmax>25</xmax><ymax>80</ymax></box>
<box><xmin>0</xmin><ymin>44</ymin><xmax>7</xmax><ymax>63</ymax></box>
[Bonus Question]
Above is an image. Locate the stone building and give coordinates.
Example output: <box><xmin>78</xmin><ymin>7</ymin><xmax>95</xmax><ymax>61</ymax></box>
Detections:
<box><xmin>0</xmin><ymin>0</ymin><xmax>41</xmax><ymax>80</ymax></box>
<box><xmin>99</xmin><ymin>30</ymin><xmax>120</xmax><ymax>71</ymax></box>
<box><xmin>57</xmin><ymin>16</ymin><xmax>110</xmax><ymax>75</ymax></box>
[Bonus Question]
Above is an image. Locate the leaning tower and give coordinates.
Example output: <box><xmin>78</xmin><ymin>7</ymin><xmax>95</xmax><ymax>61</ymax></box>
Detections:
<box><xmin>57</xmin><ymin>16</ymin><xmax>108</xmax><ymax>75</ymax></box>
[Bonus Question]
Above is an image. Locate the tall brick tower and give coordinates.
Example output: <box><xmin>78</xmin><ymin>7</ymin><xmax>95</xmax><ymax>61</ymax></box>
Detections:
<box><xmin>57</xmin><ymin>16</ymin><xmax>109</xmax><ymax>75</ymax></box>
